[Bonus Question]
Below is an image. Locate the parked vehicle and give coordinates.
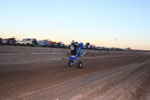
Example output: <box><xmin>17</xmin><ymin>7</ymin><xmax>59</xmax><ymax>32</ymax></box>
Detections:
<box><xmin>0</xmin><ymin>38</ymin><xmax>2</xmax><ymax>45</ymax></box>
<box><xmin>38</xmin><ymin>40</ymin><xmax>50</xmax><ymax>47</ymax></box>
<box><xmin>9</xmin><ymin>38</ymin><xmax>16</xmax><ymax>45</ymax></box>
<box><xmin>49</xmin><ymin>41</ymin><xmax>57</xmax><ymax>47</ymax></box>
<box><xmin>57</xmin><ymin>42</ymin><xmax>65</xmax><ymax>48</ymax></box>
<box><xmin>16</xmin><ymin>38</ymin><xmax>38</xmax><ymax>46</ymax></box>
<box><xmin>1</xmin><ymin>39</ymin><xmax>10</xmax><ymax>45</ymax></box>
<box><xmin>85</xmin><ymin>42</ymin><xmax>91</xmax><ymax>49</ymax></box>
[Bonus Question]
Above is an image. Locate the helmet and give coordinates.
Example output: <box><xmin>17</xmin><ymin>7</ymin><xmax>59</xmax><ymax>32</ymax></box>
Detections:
<box><xmin>71</xmin><ymin>40</ymin><xmax>75</xmax><ymax>45</ymax></box>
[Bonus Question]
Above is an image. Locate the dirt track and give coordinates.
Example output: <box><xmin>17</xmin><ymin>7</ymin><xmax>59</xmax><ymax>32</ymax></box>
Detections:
<box><xmin>0</xmin><ymin>46</ymin><xmax>150</xmax><ymax>100</ymax></box>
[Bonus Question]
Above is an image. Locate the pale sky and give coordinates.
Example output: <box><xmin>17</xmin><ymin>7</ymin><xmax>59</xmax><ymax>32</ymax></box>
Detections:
<box><xmin>0</xmin><ymin>0</ymin><xmax>150</xmax><ymax>50</ymax></box>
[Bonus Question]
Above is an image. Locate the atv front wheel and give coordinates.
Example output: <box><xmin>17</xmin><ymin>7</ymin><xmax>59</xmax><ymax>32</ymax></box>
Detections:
<box><xmin>68</xmin><ymin>60</ymin><xmax>73</xmax><ymax>67</ymax></box>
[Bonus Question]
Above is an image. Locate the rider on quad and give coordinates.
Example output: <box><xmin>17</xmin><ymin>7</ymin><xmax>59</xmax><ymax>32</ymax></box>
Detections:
<box><xmin>68</xmin><ymin>40</ymin><xmax>85</xmax><ymax>68</ymax></box>
<box><xmin>70</xmin><ymin>40</ymin><xmax>78</xmax><ymax>56</ymax></box>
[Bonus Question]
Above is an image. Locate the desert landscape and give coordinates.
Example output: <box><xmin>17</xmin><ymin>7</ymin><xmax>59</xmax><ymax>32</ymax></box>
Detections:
<box><xmin>0</xmin><ymin>46</ymin><xmax>150</xmax><ymax>100</ymax></box>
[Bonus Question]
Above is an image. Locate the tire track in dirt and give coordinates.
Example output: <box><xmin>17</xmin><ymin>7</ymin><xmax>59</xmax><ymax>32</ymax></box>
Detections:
<box><xmin>13</xmin><ymin>60</ymin><xmax>149</xmax><ymax>100</ymax></box>
<box><xmin>1</xmin><ymin>54</ymin><xmax>150</xmax><ymax>100</ymax></box>
<box><xmin>70</xmin><ymin>60</ymin><xmax>150</xmax><ymax>100</ymax></box>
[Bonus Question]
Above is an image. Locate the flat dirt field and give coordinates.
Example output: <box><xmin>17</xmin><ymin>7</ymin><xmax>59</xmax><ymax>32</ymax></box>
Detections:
<box><xmin>0</xmin><ymin>46</ymin><xmax>150</xmax><ymax>100</ymax></box>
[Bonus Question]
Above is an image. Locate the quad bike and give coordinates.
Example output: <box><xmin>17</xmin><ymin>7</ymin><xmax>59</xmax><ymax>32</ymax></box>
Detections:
<box><xmin>68</xmin><ymin>42</ymin><xmax>86</xmax><ymax>68</ymax></box>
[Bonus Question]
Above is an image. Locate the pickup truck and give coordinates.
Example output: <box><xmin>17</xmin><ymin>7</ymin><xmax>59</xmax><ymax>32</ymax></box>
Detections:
<box><xmin>16</xmin><ymin>38</ymin><xmax>38</xmax><ymax>46</ymax></box>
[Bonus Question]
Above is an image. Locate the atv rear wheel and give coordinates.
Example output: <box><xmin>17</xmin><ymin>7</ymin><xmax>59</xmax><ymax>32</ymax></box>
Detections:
<box><xmin>78</xmin><ymin>61</ymin><xmax>83</xmax><ymax>68</ymax></box>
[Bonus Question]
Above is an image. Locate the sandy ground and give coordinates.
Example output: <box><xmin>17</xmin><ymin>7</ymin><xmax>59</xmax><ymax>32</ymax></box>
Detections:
<box><xmin>0</xmin><ymin>46</ymin><xmax>150</xmax><ymax>100</ymax></box>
